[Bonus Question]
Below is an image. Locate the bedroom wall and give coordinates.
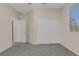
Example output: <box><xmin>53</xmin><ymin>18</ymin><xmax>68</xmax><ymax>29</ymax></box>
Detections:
<box><xmin>28</xmin><ymin>10</ymin><xmax>38</xmax><ymax>45</ymax></box>
<box><xmin>0</xmin><ymin>4</ymin><xmax>18</xmax><ymax>53</ymax></box>
<box><xmin>61</xmin><ymin>4</ymin><xmax>79</xmax><ymax>55</ymax></box>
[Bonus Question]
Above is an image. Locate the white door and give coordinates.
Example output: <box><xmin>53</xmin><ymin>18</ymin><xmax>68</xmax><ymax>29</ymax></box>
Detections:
<box><xmin>37</xmin><ymin>19</ymin><xmax>61</xmax><ymax>44</ymax></box>
<box><xmin>13</xmin><ymin>20</ymin><xmax>26</xmax><ymax>43</ymax></box>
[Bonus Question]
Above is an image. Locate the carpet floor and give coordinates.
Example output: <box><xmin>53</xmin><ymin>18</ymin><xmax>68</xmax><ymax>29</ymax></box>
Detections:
<box><xmin>0</xmin><ymin>43</ymin><xmax>77</xmax><ymax>56</ymax></box>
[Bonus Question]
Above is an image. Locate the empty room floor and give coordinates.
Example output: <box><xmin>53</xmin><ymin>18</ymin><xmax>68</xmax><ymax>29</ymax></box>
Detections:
<box><xmin>0</xmin><ymin>43</ymin><xmax>77</xmax><ymax>56</ymax></box>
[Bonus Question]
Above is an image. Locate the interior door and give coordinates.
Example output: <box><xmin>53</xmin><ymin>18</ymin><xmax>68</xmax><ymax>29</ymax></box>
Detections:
<box><xmin>13</xmin><ymin>20</ymin><xmax>26</xmax><ymax>43</ymax></box>
<box><xmin>37</xmin><ymin>19</ymin><xmax>61</xmax><ymax>44</ymax></box>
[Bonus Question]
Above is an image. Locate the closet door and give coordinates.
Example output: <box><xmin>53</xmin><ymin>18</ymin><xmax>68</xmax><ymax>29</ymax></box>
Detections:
<box><xmin>37</xmin><ymin>19</ymin><xmax>61</xmax><ymax>44</ymax></box>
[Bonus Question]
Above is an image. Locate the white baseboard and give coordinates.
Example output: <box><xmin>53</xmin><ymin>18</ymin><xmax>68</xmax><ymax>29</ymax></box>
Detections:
<box><xmin>61</xmin><ymin>43</ymin><xmax>78</xmax><ymax>56</ymax></box>
<box><xmin>13</xmin><ymin>40</ymin><xmax>27</xmax><ymax>43</ymax></box>
<box><xmin>27</xmin><ymin>41</ymin><xmax>38</xmax><ymax>45</ymax></box>
<box><xmin>37</xmin><ymin>42</ymin><xmax>60</xmax><ymax>44</ymax></box>
<box><xmin>0</xmin><ymin>43</ymin><xmax>12</xmax><ymax>53</ymax></box>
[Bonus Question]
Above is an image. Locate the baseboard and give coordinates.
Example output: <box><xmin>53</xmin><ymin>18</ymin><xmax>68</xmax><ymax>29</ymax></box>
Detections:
<box><xmin>27</xmin><ymin>40</ymin><xmax>60</xmax><ymax>45</ymax></box>
<box><xmin>37</xmin><ymin>42</ymin><xmax>60</xmax><ymax>44</ymax></box>
<box><xmin>0</xmin><ymin>43</ymin><xmax>12</xmax><ymax>53</ymax></box>
<box><xmin>13</xmin><ymin>40</ymin><xmax>27</xmax><ymax>43</ymax></box>
<box><xmin>61</xmin><ymin>43</ymin><xmax>78</xmax><ymax>56</ymax></box>
<box><xmin>27</xmin><ymin>41</ymin><xmax>38</xmax><ymax>45</ymax></box>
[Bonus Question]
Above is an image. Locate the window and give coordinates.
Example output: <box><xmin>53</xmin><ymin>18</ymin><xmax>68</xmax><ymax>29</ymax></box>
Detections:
<box><xmin>70</xmin><ymin>4</ymin><xmax>79</xmax><ymax>32</ymax></box>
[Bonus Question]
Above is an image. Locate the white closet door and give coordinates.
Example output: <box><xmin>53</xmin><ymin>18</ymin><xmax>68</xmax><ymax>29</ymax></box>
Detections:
<box><xmin>37</xmin><ymin>19</ymin><xmax>61</xmax><ymax>44</ymax></box>
<box><xmin>14</xmin><ymin>20</ymin><xmax>26</xmax><ymax>42</ymax></box>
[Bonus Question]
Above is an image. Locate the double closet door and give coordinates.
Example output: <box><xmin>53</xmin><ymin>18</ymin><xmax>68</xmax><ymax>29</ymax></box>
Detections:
<box><xmin>37</xmin><ymin>19</ymin><xmax>61</xmax><ymax>44</ymax></box>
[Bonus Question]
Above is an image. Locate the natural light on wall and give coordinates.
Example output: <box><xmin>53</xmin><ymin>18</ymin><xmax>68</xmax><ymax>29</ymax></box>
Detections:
<box><xmin>70</xmin><ymin>4</ymin><xmax>79</xmax><ymax>32</ymax></box>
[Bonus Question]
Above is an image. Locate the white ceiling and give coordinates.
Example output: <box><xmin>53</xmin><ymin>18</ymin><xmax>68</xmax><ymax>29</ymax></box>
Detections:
<box><xmin>9</xmin><ymin>3</ymin><xmax>65</xmax><ymax>13</ymax></box>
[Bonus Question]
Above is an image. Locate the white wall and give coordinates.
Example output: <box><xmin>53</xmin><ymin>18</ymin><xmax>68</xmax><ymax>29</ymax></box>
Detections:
<box><xmin>34</xmin><ymin>8</ymin><xmax>61</xmax><ymax>19</ymax></box>
<box><xmin>28</xmin><ymin>11</ymin><xmax>37</xmax><ymax>45</ymax></box>
<box><xmin>0</xmin><ymin>4</ymin><xmax>18</xmax><ymax>53</ymax></box>
<box><xmin>61</xmin><ymin>4</ymin><xmax>79</xmax><ymax>55</ymax></box>
<box><xmin>28</xmin><ymin>8</ymin><xmax>61</xmax><ymax>45</ymax></box>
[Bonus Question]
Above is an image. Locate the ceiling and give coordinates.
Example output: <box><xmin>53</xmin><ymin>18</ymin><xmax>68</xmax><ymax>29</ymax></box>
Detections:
<box><xmin>9</xmin><ymin>3</ymin><xmax>65</xmax><ymax>13</ymax></box>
